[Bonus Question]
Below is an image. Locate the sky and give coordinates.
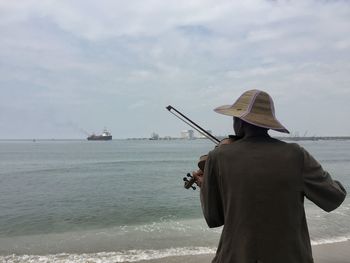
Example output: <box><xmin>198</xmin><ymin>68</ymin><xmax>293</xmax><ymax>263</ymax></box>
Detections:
<box><xmin>1</xmin><ymin>0</ymin><xmax>350</xmax><ymax>139</ymax></box>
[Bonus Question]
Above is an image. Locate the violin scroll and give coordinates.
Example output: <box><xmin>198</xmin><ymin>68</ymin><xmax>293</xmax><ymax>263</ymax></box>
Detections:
<box><xmin>183</xmin><ymin>173</ymin><xmax>196</xmax><ymax>190</ymax></box>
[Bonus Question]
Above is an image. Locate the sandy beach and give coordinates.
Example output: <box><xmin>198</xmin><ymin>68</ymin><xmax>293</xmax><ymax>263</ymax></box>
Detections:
<box><xmin>139</xmin><ymin>241</ymin><xmax>350</xmax><ymax>263</ymax></box>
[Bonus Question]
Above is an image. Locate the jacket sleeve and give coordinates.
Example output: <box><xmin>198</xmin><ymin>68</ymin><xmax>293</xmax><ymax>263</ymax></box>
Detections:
<box><xmin>200</xmin><ymin>151</ymin><xmax>224</xmax><ymax>228</ymax></box>
<box><xmin>301</xmin><ymin>146</ymin><xmax>347</xmax><ymax>212</ymax></box>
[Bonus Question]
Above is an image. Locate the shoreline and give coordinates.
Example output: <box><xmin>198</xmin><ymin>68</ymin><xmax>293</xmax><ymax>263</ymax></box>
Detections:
<box><xmin>1</xmin><ymin>240</ymin><xmax>349</xmax><ymax>262</ymax></box>
<box><xmin>138</xmin><ymin>241</ymin><xmax>350</xmax><ymax>263</ymax></box>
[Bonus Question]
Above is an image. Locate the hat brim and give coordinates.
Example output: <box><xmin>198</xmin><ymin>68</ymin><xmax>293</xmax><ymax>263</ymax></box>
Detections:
<box><xmin>214</xmin><ymin>105</ymin><xmax>246</xmax><ymax>118</ymax></box>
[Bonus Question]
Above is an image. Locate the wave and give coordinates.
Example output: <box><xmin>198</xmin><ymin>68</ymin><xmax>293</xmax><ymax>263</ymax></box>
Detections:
<box><xmin>2</xmin><ymin>158</ymin><xmax>193</xmax><ymax>176</ymax></box>
<box><xmin>3</xmin><ymin>235</ymin><xmax>350</xmax><ymax>262</ymax></box>
<box><xmin>311</xmin><ymin>235</ymin><xmax>350</xmax><ymax>246</ymax></box>
<box><xmin>1</xmin><ymin>247</ymin><xmax>216</xmax><ymax>263</ymax></box>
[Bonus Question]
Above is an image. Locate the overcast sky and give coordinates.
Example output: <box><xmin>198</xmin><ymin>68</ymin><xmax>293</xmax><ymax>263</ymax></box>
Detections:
<box><xmin>1</xmin><ymin>0</ymin><xmax>350</xmax><ymax>139</ymax></box>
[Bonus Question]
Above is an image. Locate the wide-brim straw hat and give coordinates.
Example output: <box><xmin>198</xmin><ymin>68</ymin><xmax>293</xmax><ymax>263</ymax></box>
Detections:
<box><xmin>214</xmin><ymin>89</ymin><xmax>289</xmax><ymax>133</ymax></box>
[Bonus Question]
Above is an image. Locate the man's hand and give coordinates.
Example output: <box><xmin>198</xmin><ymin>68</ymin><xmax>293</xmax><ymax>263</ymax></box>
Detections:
<box><xmin>192</xmin><ymin>169</ymin><xmax>204</xmax><ymax>188</ymax></box>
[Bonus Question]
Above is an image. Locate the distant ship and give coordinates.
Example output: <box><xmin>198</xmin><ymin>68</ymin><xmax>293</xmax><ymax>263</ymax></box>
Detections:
<box><xmin>87</xmin><ymin>129</ymin><xmax>112</xmax><ymax>141</ymax></box>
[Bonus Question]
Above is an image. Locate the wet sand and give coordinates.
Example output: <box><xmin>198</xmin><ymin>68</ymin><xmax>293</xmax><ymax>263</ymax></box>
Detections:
<box><xmin>139</xmin><ymin>241</ymin><xmax>350</xmax><ymax>263</ymax></box>
<box><xmin>313</xmin><ymin>241</ymin><xmax>350</xmax><ymax>263</ymax></box>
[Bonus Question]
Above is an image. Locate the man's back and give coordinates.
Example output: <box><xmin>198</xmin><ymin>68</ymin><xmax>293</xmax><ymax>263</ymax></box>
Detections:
<box><xmin>201</xmin><ymin>135</ymin><xmax>346</xmax><ymax>263</ymax></box>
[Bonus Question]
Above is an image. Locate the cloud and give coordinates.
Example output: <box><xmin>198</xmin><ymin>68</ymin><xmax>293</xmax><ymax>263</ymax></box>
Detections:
<box><xmin>0</xmin><ymin>0</ymin><xmax>350</xmax><ymax>138</ymax></box>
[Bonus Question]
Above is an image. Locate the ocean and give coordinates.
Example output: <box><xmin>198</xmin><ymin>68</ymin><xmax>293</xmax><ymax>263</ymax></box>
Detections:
<box><xmin>0</xmin><ymin>139</ymin><xmax>349</xmax><ymax>262</ymax></box>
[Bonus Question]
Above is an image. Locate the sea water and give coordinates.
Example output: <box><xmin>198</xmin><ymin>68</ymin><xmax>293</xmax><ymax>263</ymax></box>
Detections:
<box><xmin>0</xmin><ymin>139</ymin><xmax>349</xmax><ymax>262</ymax></box>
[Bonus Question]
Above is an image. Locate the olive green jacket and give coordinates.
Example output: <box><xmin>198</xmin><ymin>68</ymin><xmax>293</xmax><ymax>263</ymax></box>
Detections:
<box><xmin>201</xmin><ymin>135</ymin><xmax>346</xmax><ymax>263</ymax></box>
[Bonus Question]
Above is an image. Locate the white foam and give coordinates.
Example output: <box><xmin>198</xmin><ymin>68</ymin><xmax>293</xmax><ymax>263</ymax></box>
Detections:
<box><xmin>4</xmin><ymin>236</ymin><xmax>350</xmax><ymax>263</ymax></box>
<box><xmin>311</xmin><ymin>235</ymin><xmax>350</xmax><ymax>246</ymax></box>
<box><xmin>1</xmin><ymin>247</ymin><xmax>216</xmax><ymax>263</ymax></box>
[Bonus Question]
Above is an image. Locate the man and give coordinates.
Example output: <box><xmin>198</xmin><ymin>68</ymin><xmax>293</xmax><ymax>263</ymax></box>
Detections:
<box><xmin>193</xmin><ymin>89</ymin><xmax>346</xmax><ymax>263</ymax></box>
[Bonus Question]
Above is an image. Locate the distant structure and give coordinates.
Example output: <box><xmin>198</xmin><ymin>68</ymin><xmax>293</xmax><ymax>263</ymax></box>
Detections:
<box><xmin>198</xmin><ymin>130</ymin><xmax>212</xmax><ymax>139</ymax></box>
<box><xmin>150</xmin><ymin>132</ymin><xmax>159</xmax><ymax>140</ymax></box>
<box><xmin>181</xmin><ymin>130</ymin><xmax>195</xmax><ymax>140</ymax></box>
<box><xmin>87</xmin><ymin>128</ymin><xmax>112</xmax><ymax>141</ymax></box>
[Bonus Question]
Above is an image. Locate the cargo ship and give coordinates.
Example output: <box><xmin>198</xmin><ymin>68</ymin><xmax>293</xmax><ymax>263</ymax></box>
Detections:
<box><xmin>87</xmin><ymin>129</ymin><xmax>112</xmax><ymax>141</ymax></box>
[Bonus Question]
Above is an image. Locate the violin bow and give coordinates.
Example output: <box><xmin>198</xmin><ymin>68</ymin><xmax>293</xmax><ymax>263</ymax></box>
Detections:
<box><xmin>166</xmin><ymin>105</ymin><xmax>220</xmax><ymax>145</ymax></box>
<box><xmin>166</xmin><ymin>105</ymin><xmax>221</xmax><ymax>190</ymax></box>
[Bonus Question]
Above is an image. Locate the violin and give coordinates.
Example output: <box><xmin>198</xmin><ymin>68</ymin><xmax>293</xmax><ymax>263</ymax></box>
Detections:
<box><xmin>166</xmin><ymin>105</ymin><xmax>240</xmax><ymax>190</ymax></box>
<box><xmin>183</xmin><ymin>136</ymin><xmax>240</xmax><ymax>190</ymax></box>
<box><xmin>183</xmin><ymin>154</ymin><xmax>207</xmax><ymax>190</ymax></box>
